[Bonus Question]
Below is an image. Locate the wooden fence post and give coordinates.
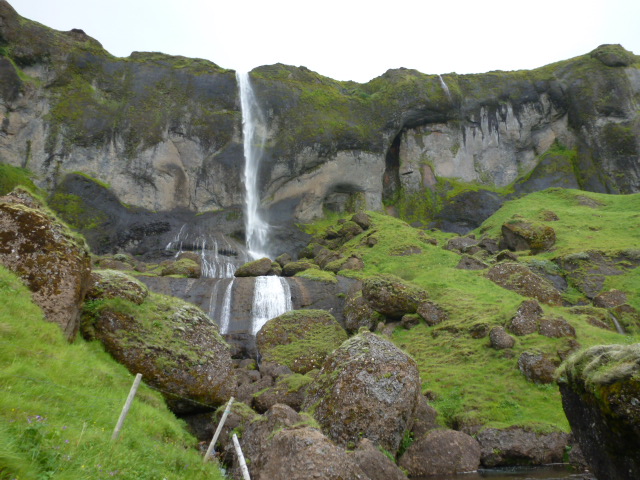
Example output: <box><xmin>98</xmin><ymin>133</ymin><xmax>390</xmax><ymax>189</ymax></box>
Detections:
<box><xmin>232</xmin><ymin>433</ymin><xmax>251</xmax><ymax>480</ymax></box>
<box><xmin>203</xmin><ymin>396</ymin><xmax>234</xmax><ymax>463</ymax></box>
<box><xmin>111</xmin><ymin>373</ymin><xmax>142</xmax><ymax>441</ymax></box>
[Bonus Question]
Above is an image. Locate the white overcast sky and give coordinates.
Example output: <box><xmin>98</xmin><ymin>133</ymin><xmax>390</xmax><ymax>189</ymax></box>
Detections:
<box><xmin>9</xmin><ymin>0</ymin><xmax>640</xmax><ymax>83</ymax></box>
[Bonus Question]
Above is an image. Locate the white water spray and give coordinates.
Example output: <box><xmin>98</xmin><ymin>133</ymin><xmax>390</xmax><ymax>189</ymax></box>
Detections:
<box><xmin>251</xmin><ymin>276</ymin><xmax>292</xmax><ymax>335</ymax></box>
<box><xmin>219</xmin><ymin>279</ymin><xmax>235</xmax><ymax>334</ymax></box>
<box><xmin>237</xmin><ymin>71</ymin><xmax>270</xmax><ymax>259</ymax></box>
<box><xmin>438</xmin><ymin>74</ymin><xmax>452</xmax><ymax>101</ymax></box>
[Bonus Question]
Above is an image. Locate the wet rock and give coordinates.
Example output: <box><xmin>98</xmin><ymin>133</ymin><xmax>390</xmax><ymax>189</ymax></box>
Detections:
<box><xmin>235</xmin><ymin>257</ymin><xmax>274</xmax><ymax>277</ymax></box>
<box><xmin>593</xmin><ymin>289</ymin><xmax>627</xmax><ymax>308</ymax></box>
<box><xmin>508</xmin><ymin>300</ymin><xmax>543</xmax><ymax>335</ymax></box>
<box><xmin>539</xmin><ymin>315</ymin><xmax>576</xmax><ymax>338</ymax></box>
<box><xmin>476</xmin><ymin>427</ymin><xmax>570</xmax><ymax>467</ymax></box>
<box><xmin>363</xmin><ymin>274</ymin><xmax>429</xmax><ymax>318</ymax></box>
<box><xmin>500</xmin><ymin>220</ymin><xmax>556</xmax><ymax>254</ymax></box>
<box><xmin>399</xmin><ymin>429</ymin><xmax>481</xmax><ymax>476</ymax></box>
<box><xmin>0</xmin><ymin>189</ymin><xmax>92</xmax><ymax>341</ymax></box>
<box><xmin>518</xmin><ymin>352</ymin><xmax>559</xmax><ymax>384</ymax></box>
<box><xmin>417</xmin><ymin>301</ymin><xmax>448</xmax><ymax>326</ymax></box>
<box><xmin>557</xmin><ymin>344</ymin><xmax>640</xmax><ymax>480</ymax></box>
<box><xmin>303</xmin><ymin>332</ymin><xmax>422</xmax><ymax>455</ymax></box>
<box><xmin>487</xmin><ymin>263</ymin><xmax>563</xmax><ymax>305</ymax></box>
<box><xmin>456</xmin><ymin>255</ymin><xmax>489</xmax><ymax>270</ymax></box>
<box><xmin>351</xmin><ymin>438</ymin><xmax>407</xmax><ymax>480</ymax></box>
<box><xmin>489</xmin><ymin>326</ymin><xmax>516</xmax><ymax>349</ymax></box>
<box><xmin>256</xmin><ymin>310</ymin><xmax>347</xmax><ymax>374</ymax></box>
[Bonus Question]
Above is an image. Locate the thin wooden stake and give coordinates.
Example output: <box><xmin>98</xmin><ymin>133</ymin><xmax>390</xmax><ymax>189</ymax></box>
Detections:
<box><xmin>232</xmin><ymin>433</ymin><xmax>251</xmax><ymax>480</ymax></box>
<box><xmin>111</xmin><ymin>373</ymin><xmax>142</xmax><ymax>441</ymax></box>
<box><xmin>203</xmin><ymin>396</ymin><xmax>234</xmax><ymax>463</ymax></box>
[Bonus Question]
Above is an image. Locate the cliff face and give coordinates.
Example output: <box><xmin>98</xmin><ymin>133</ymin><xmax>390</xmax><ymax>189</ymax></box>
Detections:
<box><xmin>1</xmin><ymin>0</ymin><xmax>639</xmax><ymax>255</ymax></box>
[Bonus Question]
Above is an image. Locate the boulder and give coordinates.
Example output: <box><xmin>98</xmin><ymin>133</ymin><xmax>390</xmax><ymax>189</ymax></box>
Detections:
<box><xmin>0</xmin><ymin>189</ymin><xmax>92</xmax><ymax>341</ymax></box>
<box><xmin>593</xmin><ymin>289</ymin><xmax>628</xmax><ymax>308</ymax></box>
<box><xmin>487</xmin><ymin>263</ymin><xmax>563</xmax><ymax>305</ymax></box>
<box><xmin>351</xmin><ymin>438</ymin><xmax>407</xmax><ymax>480</ymax></box>
<box><xmin>338</xmin><ymin>220</ymin><xmax>364</xmax><ymax>241</ymax></box>
<box><xmin>400</xmin><ymin>314</ymin><xmax>421</xmax><ymax>330</ymax></box>
<box><xmin>282</xmin><ymin>260</ymin><xmax>318</xmax><ymax>277</ymax></box>
<box><xmin>500</xmin><ymin>220</ymin><xmax>556</xmax><ymax>254</ymax></box>
<box><xmin>538</xmin><ymin>315</ymin><xmax>576</xmax><ymax>338</ymax></box>
<box><xmin>85</xmin><ymin>269</ymin><xmax>149</xmax><ymax>305</ymax></box>
<box><xmin>456</xmin><ymin>255</ymin><xmax>489</xmax><ymax>270</ymax></box>
<box><xmin>235</xmin><ymin>257</ymin><xmax>274</xmax><ymax>277</ymax></box>
<box><xmin>476</xmin><ymin>427</ymin><xmax>570</xmax><ymax>467</ymax></box>
<box><xmin>445</xmin><ymin>236</ymin><xmax>480</xmax><ymax>253</ymax></box>
<box><xmin>256</xmin><ymin>310</ymin><xmax>348</xmax><ymax>374</ymax></box>
<box><xmin>344</xmin><ymin>289</ymin><xmax>382</xmax><ymax>333</ymax></box>
<box><xmin>508</xmin><ymin>300</ymin><xmax>543</xmax><ymax>335</ymax></box>
<box><xmin>409</xmin><ymin>394</ymin><xmax>439</xmax><ymax>439</ymax></box>
<box><xmin>160</xmin><ymin>257</ymin><xmax>201</xmax><ymax>278</ymax></box>
<box><xmin>275</xmin><ymin>252</ymin><xmax>293</xmax><ymax>267</ymax></box>
<box><xmin>351</xmin><ymin>212</ymin><xmax>372</xmax><ymax>230</ymax></box>
<box><xmin>252</xmin><ymin>373</ymin><xmax>313</xmax><ymax>413</ymax></box>
<box><xmin>417</xmin><ymin>301</ymin><xmax>447</xmax><ymax>326</ymax></box>
<box><xmin>557</xmin><ymin>344</ymin><xmax>640</xmax><ymax>480</ymax></box>
<box><xmin>362</xmin><ymin>274</ymin><xmax>429</xmax><ymax>318</ymax></box>
<box><xmin>489</xmin><ymin>326</ymin><xmax>515</xmax><ymax>349</ymax></box>
<box><xmin>399</xmin><ymin>429</ymin><xmax>481</xmax><ymax>476</ymax></box>
<box><xmin>302</xmin><ymin>332</ymin><xmax>422</xmax><ymax>454</ymax></box>
<box><xmin>82</xmin><ymin>277</ymin><xmax>236</xmax><ymax>413</ymax></box>
<box><xmin>518</xmin><ymin>352</ymin><xmax>559</xmax><ymax>384</ymax></box>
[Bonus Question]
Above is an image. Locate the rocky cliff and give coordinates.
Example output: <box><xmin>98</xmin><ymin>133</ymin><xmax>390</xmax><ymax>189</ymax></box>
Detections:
<box><xmin>1</xmin><ymin>0</ymin><xmax>639</xmax><ymax>256</ymax></box>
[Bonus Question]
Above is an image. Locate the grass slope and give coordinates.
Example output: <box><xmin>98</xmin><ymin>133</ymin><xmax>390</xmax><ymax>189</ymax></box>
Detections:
<box><xmin>306</xmin><ymin>188</ymin><xmax>640</xmax><ymax>432</ymax></box>
<box><xmin>0</xmin><ymin>266</ymin><xmax>224</xmax><ymax>480</ymax></box>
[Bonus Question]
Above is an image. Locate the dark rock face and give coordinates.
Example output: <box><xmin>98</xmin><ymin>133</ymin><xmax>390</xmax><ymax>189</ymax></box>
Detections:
<box><xmin>362</xmin><ymin>274</ymin><xmax>429</xmax><ymax>318</ymax></box>
<box><xmin>83</xmin><ymin>271</ymin><xmax>236</xmax><ymax>413</ymax></box>
<box><xmin>487</xmin><ymin>263</ymin><xmax>563</xmax><ymax>306</ymax></box>
<box><xmin>256</xmin><ymin>309</ymin><xmax>348</xmax><ymax>374</ymax></box>
<box><xmin>557</xmin><ymin>344</ymin><xmax>640</xmax><ymax>480</ymax></box>
<box><xmin>302</xmin><ymin>333</ymin><xmax>422</xmax><ymax>455</ymax></box>
<box><xmin>399</xmin><ymin>429</ymin><xmax>481</xmax><ymax>476</ymax></box>
<box><xmin>0</xmin><ymin>189</ymin><xmax>91</xmax><ymax>340</ymax></box>
<box><xmin>476</xmin><ymin>427</ymin><xmax>570</xmax><ymax>467</ymax></box>
<box><xmin>432</xmin><ymin>190</ymin><xmax>505</xmax><ymax>234</ymax></box>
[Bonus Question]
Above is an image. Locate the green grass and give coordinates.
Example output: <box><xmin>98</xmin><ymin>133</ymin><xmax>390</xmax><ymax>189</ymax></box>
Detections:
<box><xmin>0</xmin><ymin>266</ymin><xmax>225</xmax><ymax>480</ymax></box>
<box><xmin>0</xmin><ymin>163</ymin><xmax>39</xmax><ymax>196</ymax></box>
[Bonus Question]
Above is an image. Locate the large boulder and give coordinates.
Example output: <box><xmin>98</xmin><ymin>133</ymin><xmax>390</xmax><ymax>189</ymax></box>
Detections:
<box><xmin>362</xmin><ymin>274</ymin><xmax>429</xmax><ymax>318</ymax></box>
<box><xmin>508</xmin><ymin>299</ymin><xmax>544</xmax><ymax>335</ymax></box>
<box><xmin>344</xmin><ymin>288</ymin><xmax>383</xmax><ymax>333</ymax></box>
<box><xmin>302</xmin><ymin>332</ymin><xmax>422</xmax><ymax>454</ymax></box>
<box><xmin>350</xmin><ymin>438</ymin><xmax>407</xmax><ymax>480</ymax></box>
<box><xmin>500</xmin><ymin>220</ymin><xmax>556</xmax><ymax>254</ymax></box>
<box><xmin>82</xmin><ymin>271</ymin><xmax>236</xmax><ymax>413</ymax></box>
<box><xmin>399</xmin><ymin>429</ymin><xmax>481</xmax><ymax>476</ymax></box>
<box><xmin>487</xmin><ymin>263</ymin><xmax>563</xmax><ymax>306</ymax></box>
<box><xmin>0</xmin><ymin>189</ymin><xmax>92</xmax><ymax>341</ymax></box>
<box><xmin>235</xmin><ymin>257</ymin><xmax>275</xmax><ymax>277</ymax></box>
<box><xmin>476</xmin><ymin>427</ymin><xmax>570</xmax><ymax>467</ymax></box>
<box><xmin>518</xmin><ymin>352</ymin><xmax>559</xmax><ymax>384</ymax></box>
<box><xmin>557</xmin><ymin>344</ymin><xmax>640</xmax><ymax>480</ymax></box>
<box><xmin>256</xmin><ymin>310</ymin><xmax>348</xmax><ymax>374</ymax></box>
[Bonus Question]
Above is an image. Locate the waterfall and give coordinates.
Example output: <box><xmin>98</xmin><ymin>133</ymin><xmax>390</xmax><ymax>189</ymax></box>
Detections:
<box><xmin>218</xmin><ymin>279</ymin><xmax>235</xmax><ymax>335</ymax></box>
<box><xmin>237</xmin><ymin>71</ymin><xmax>271</xmax><ymax>260</ymax></box>
<box><xmin>251</xmin><ymin>276</ymin><xmax>292</xmax><ymax>335</ymax></box>
<box><xmin>438</xmin><ymin>74</ymin><xmax>452</xmax><ymax>101</ymax></box>
<box><xmin>609</xmin><ymin>312</ymin><xmax>626</xmax><ymax>335</ymax></box>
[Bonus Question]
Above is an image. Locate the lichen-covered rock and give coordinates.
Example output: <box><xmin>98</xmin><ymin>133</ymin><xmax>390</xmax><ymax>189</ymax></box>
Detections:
<box><xmin>252</xmin><ymin>373</ymin><xmax>313</xmax><ymax>413</ymax></box>
<box><xmin>362</xmin><ymin>274</ymin><xmax>429</xmax><ymax>318</ymax></box>
<box><xmin>417</xmin><ymin>301</ymin><xmax>448</xmax><ymax>326</ymax></box>
<box><xmin>85</xmin><ymin>269</ymin><xmax>148</xmax><ymax>305</ymax></box>
<box><xmin>160</xmin><ymin>257</ymin><xmax>201</xmax><ymax>278</ymax></box>
<box><xmin>487</xmin><ymin>263</ymin><xmax>563</xmax><ymax>305</ymax></box>
<box><xmin>456</xmin><ymin>255</ymin><xmax>489</xmax><ymax>270</ymax></box>
<box><xmin>399</xmin><ymin>429</ymin><xmax>481</xmax><ymax>476</ymax></box>
<box><xmin>338</xmin><ymin>220</ymin><xmax>364</xmax><ymax>241</ymax></box>
<box><xmin>593</xmin><ymin>289</ymin><xmax>628</xmax><ymax>308</ymax></box>
<box><xmin>557</xmin><ymin>344</ymin><xmax>640</xmax><ymax>480</ymax></box>
<box><xmin>476</xmin><ymin>427</ymin><xmax>570</xmax><ymax>467</ymax></box>
<box><xmin>302</xmin><ymin>332</ymin><xmax>422</xmax><ymax>455</ymax></box>
<box><xmin>82</xmin><ymin>280</ymin><xmax>236</xmax><ymax>413</ymax></box>
<box><xmin>409</xmin><ymin>394</ymin><xmax>439</xmax><ymax>439</ymax></box>
<box><xmin>350</xmin><ymin>438</ymin><xmax>407</xmax><ymax>480</ymax></box>
<box><xmin>235</xmin><ymin>257</ymin><xmax>275</xmax><ymax>277</ymax></box>
<box><xmin>509</xmin><ymin>300</ymin><xmax>544</xmax><ymax>335</ymax></box>
<box><xmin>282</xmin><ymin>260</ymin><xmax>317</xmax><ymax>277</ymax></box>
<box><xmin>518</xmin><ymin>352</ymin><xmax>559</xmax><ymax>384</ymax></box>
<box><xmin>344</xmin><ymin>289</ymin><xmax>382</xmax><ymax>333</ymax></box>
<box><xmin>445</xmin><ymin>236</ymin><xmax>480</xmax><ymax>253</ymax></box>
<box><xmin>256</xmin><ymin>310</ymin><xmax>348</xmax><ymax>374</ymax></box>
<box><xmin>351</xmin><ymin>212</ymin><xmax>372</xmax><ymax>230</ymax></box>
<box><xmin>0</xmin><ymin>189</ymin><xmax>91</xmax><ymax>341</ymax></box>
<box><xmin>489</xmin><ymin>326</ymin><xmax>515</xmax><ymax>349</ymax></box>
<box><xmin>500</xmin><ymin>220</ymin><xmax>556</xmax><ymax>254</ymax></box>
<box><xmin>539</xmin><ymin>315</ymin><xmax>576</xmax><ymax>338</ymax></box>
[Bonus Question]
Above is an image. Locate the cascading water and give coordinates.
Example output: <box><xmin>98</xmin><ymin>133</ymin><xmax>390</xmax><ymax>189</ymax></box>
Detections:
<box><xmin>438</xmin><ymin>74</ymin><xmax>452</xmax><ymax>101</ymax></box>
<box><xmin>251</xmin><ymin>276</ymin><xmax>292</xmax><ymax>335</ymax></box>
<box><xmin>237</xmin><ymin>71</ymin><xmax>271</xmax><ymax>260</ymax></box>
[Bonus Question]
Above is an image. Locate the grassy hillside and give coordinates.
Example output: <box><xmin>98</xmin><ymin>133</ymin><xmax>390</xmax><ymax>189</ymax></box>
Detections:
<box><xmin>305</xmin><ymin>188</ymin><xmax>640</xmax><ymax>432</ymax></box>
<box><xmin>0</xmin><ymin>266</ymin><xmax>224</xmax><ymax>480</ymax></box>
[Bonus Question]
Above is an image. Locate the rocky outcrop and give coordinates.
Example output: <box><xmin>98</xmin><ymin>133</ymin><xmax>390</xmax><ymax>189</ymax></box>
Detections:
<box><xmin>487</xmin><ymin>263</ymin><xmax>564</xmax><ymax>305</ymax></box>
<box><xmin>500</xmin><ymin>220</ymin><xmax>556</xmax><ymax>253</ymax></box>
<box><xmin>302</xmin><ymin>332</ymin><xmax>422</xmax><ymax>454</ymax></box>
<box><xmin>0</xmin><ymin>189</ymin><xmax>91</xmax><ymax>340</ymax></box>
<box><xmin>256</xmin><ymin>310</ymin><xmax>348</xmax><ymax>374</ymax></box>
<box><xmin>82</xmin><ymin>270</ymin><xmax>236</xmax><ymax>413</ymax></box>
<box><xmin>362</xmin><ymin>274</ymin><xmax>429</xmax><ymax>318</ymax></box>
<box><xmin>557</xmin><ymin>344</ymin><xmax>640</xmax><ymax>480</ymax></box>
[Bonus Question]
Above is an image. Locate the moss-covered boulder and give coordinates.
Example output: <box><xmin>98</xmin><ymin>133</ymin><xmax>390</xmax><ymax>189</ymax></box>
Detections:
<box><xmin>86</xmin><ymin>269</ymin><xmax>148</xmax><ymax>305</ymax></box>
<box><xmin>256</xmin><ymin>310</ymin><xmax>347</xmax><ymax>374</ymax></box>
<box><xmin>518</xmin><ymin>352</ymin><xmax>559</xmax><ymax>384</ymax></box>
<box><xmin>500</xmin><ymin>220</ymin><xmax>556</xmax><ymax>254</ymax></box>
<box><xmin>235</xmin><ymin>257</ymin><xmax>275</xmax><ymax>277</ymax></box>
<box><xmin>350</xmin><ymin>438</ymin><xmax>407</xmax><ymax>480</ymax></box>
<box><xmin>160</xmin><ymin>257</ymin><xmax>201</xmax><ymax>278</ymax></box>
<box><xmin>302</xmin><ymin>332</ymin><xmax>422</xmax><ymax>455</ymax></box>
<box><xmin>282</xmin><ymin>260</ymin><xmax>317</xmax><ymax>277</ymax></box>
<box><xmin>487</xmin><ymin>263</ymin><xmax>563</xmax><ymax>306</ymax></box>
<box><xmin>82</xmin><ymin>275</ymin><xmax>236</xmax><ymax>413</ymax></box>
<box><xmin>362</xmin><ymin>274</ymin><xmax>429</xmax><ymax>318</ymax></box>
<box><xmin>344</xmin><ymin>289</ymin><xmax>383</xmax><ymax>333</ymax></box>
<box><xmin>252</xmin><ymin>373</ymin><xmax>314</xmax><ymax>413</ymax></box>
<box><xmin>0</xmin><ymin>189</ymin><xmax>91</xmax><ymax>341</ymax></box>
<box><xmin>557</xmin><ymin>344</ymin><xmax>640</xmax><ymax>480</ymax></box>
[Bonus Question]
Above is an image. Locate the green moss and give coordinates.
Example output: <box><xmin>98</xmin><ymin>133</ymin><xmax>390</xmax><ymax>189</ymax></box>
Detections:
<box><xmin>294</xmin><ymin>268</ymin><xmax>337</xmax><ymax>283</ymax></box>
<box><xmin>0</xmin><ymin>163</ymin><xmax>38</xmax><ymax>195</ymax></box>
<box><xmin>47</xmin><ymin>192</ymin><xmax>107</xmax><ymax>230</ymax></box>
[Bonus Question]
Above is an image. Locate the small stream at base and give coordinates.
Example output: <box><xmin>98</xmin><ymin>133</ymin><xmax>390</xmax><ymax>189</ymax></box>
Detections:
<box><xmin>413</xmin><ymin>465</ymin><xmax>595</xmax><ymax>480</ymax></box>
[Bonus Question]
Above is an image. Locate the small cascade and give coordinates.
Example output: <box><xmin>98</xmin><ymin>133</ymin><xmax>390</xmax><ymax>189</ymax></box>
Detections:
<box><xmin>609</xmin><ymin>312</ymin><xmax>626</xmax><ymax>335</ymax></box>
<box><xmin>251</xmin><ymin>276</ymin><xmax>292</xmax><ymax>335</ymax></box>
<box><xmin>218</xmin><ymin>279</ymin><xmax>236</xmax><ymax>335</ymax></box>
<box><xmin>438</xmin><ymin>74</ymin><xmax>452</xmax><ymax>101</ymax></box>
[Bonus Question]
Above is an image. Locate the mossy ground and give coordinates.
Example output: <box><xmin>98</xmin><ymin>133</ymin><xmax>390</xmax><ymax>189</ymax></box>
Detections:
<box><xmin>0</xmin><ymin>266</ymin><xmax>224</xmax><ymax>479</ymax></box>
<box><xmin>0</xmin><ymin>163</ymin><xmax>39</xmax><ymax>196</ymax></box>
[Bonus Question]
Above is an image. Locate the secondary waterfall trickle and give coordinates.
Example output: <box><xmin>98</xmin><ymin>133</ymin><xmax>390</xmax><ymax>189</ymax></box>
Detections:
<box><xmin>438</xmin><ymin>74</ymin><xmax>452</xmax><ymax>101</ymax></box>
<box><xmin>251</xmin><ymin>276</ymin><xmax>292</xmax><ymax>335</ymax></box>
<box><xmin>237</xmin><ymin>71</ymin><xmax>271</xmax><ymax>260</ymax></box>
